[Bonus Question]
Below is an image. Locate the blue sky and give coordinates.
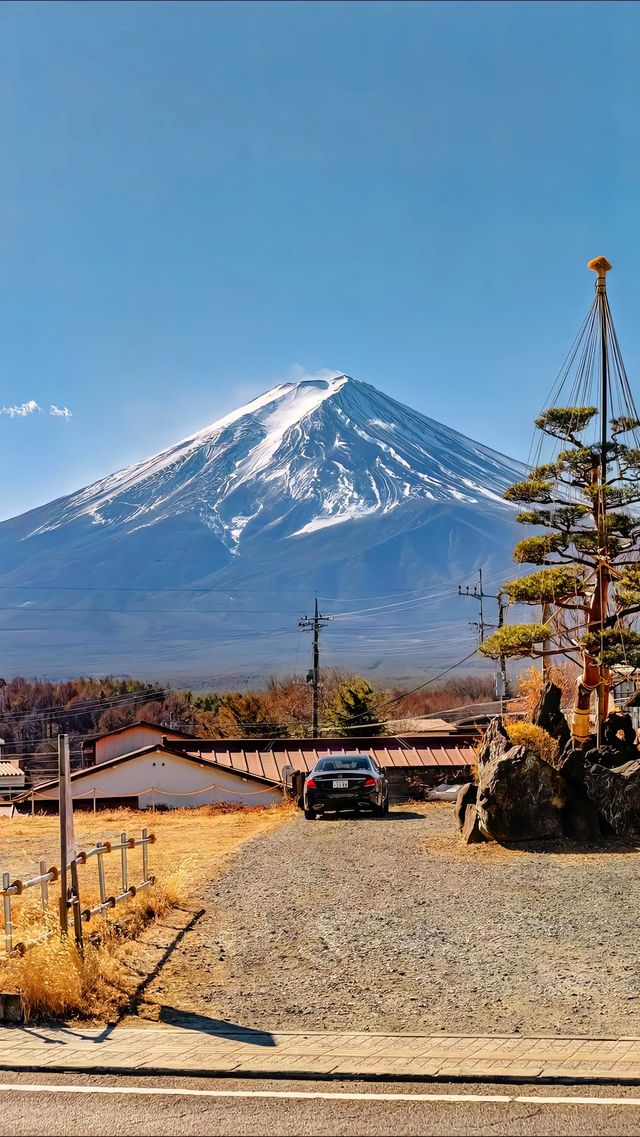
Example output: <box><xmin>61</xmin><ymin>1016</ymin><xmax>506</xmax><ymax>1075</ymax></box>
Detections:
<box><xmin>1</xmin><ymin>0</ymin><xmax>639</xmax><ymax>519</ymax></box>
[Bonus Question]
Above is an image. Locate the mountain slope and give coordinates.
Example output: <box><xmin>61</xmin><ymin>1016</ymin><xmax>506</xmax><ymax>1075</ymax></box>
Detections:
<box><xmin>0</xmin><ymin>375</ymin><xmax>524</xmax><ymax>681</ymax></box>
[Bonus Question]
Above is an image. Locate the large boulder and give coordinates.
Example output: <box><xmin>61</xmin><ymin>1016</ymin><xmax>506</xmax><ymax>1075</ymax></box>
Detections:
<box><xmin>583</xmin><ymin>713</ymin><xmax>639</xmax><ymax>770</ymax></box>
<box><xmin>533</xmin><ymin>681</ymin><xmax>571</xmax><ymax>754</ymax></box>
<box><xmin>584</xmin><ymin>758</ymin><xmax>640</xmax><ymax>837</ymax></box>
<box><xmin>454</xmin><ymin>782</ymin><xmax>477</xmax><ymax>831</ymax></box>
<box><xmin>461</xmin><ymin>804</ymin><xmax>486</xmax><ymax>844</ymax></box>
<box><xmin>561</xmin><ymin>796</ymin><xmax>602</xmax><ymax>842</ymax></box>
<box><xmin>476</xmin><ymin>718</ymin><xmax>568</xmax><ymax>842</ymax></box>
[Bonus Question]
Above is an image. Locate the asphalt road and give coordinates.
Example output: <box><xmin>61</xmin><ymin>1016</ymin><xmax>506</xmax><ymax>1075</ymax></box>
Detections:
<box><xmin>2</xmin><ymin>1073</ymin><xmax>640</xmax><ymax>1136</ymax></box>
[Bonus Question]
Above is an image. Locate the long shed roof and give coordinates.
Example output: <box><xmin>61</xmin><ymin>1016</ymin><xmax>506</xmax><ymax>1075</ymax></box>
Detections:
<box><xmin>172</xmin><ymin>734</ymin><xmax>476</xmax><ymax>784</ymax></box>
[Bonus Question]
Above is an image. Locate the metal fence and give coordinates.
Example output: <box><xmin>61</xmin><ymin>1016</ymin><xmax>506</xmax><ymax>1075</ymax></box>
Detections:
<box><xmin>1</xmin><ymin>827</ymin><xmax>155</xmax><ymax>957</ymax></box>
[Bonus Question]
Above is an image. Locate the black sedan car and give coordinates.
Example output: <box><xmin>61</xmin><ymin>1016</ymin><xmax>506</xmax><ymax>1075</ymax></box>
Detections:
<box><xmin>303</xmin><ymin>753</ymin><xmax>389</xmax><ymax>819</ymax></box>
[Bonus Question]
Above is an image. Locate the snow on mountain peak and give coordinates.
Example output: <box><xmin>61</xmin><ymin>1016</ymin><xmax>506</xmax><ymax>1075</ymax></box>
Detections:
<box><xmin>26</xmin><ymin>373</ymin><xmax>523</xmax><ymax>550</ymax></box>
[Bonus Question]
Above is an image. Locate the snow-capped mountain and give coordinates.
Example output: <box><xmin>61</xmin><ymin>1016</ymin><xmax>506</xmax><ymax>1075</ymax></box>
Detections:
<box><xmin>0</xmin><ymin>375</ymin><xmax>524</xmax><ymax>681</ymax></box>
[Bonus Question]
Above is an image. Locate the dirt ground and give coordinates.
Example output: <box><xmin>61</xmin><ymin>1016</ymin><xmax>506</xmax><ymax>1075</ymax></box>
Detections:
<box><xmin>0</xmin><ymin>805</ymin><xmax>290</xmax><ymax>884</ymax></box>
<box><xmin>119</xmin><ymin>803</ymin><xmax>640</xmax><ymax>1038</ymax></box>
<box><xmin>4</xmin><ymin>802</ymin><xmax>640</xmax><ymax>1036</ymax></box>
<box><xmin>0</xmin><ymin>805</ymin><xmax>291</xmax><ymax>963</ymax></box>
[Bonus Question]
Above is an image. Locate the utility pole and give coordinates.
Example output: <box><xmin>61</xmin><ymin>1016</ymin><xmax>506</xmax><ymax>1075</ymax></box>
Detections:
<box><xmin>458</xmin><ymin>569</ymin><xmax>509</xmax><ymax>697</ymax></box>
<box><xmin>299</xmin><ymin>598</ymin><xmax>332</xmax><ymax>737</ymax></box>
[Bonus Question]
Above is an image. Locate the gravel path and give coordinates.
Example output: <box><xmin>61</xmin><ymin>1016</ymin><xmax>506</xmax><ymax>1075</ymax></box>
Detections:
<box><xmin>136</xmin><ymin>805</ymin><xmax>640</xmax><ymax>1036</ymax></box>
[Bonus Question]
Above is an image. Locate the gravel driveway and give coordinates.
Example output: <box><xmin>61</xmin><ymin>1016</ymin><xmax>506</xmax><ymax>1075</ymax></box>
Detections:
<box><xmin>136</xmin><ymin>804</ymin><xmax>640</xmax><ymax>1036</ymax></box>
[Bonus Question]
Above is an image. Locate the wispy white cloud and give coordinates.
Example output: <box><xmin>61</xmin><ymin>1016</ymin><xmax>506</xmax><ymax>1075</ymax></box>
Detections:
<box><xmin>0</xmin><ymin>401</ymin><xmax>72</xmax><ymax>419</ymax></box>
<box><xmin>288</xmin><ymin>364</ymin><xmax>344</xmax><ymax>383</ymax></box>
<box><xmin>0</xmin><ymin>400</ymin><xmax>40</xmax><ymax>417</ymax></box>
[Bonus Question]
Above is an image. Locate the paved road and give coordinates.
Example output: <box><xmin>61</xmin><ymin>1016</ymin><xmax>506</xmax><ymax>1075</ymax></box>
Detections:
<box><xmin>3</xmin><ymin>1073</ymin><xmax>640</xmax><ymax>1136</ymax></box>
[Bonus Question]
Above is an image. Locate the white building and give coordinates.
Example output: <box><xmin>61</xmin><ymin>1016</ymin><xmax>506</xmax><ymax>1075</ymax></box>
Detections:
<box><xmin>20</xmin><ymin>744</ymin><xmax>283</xmax><ymax>812</ymax></box>
<box><xmin>0</xmin><ymin>761</ymin><xmax>25</xmax><ymax>801</ymax></box>
<box><xmin>82</xmin><ymin>720</ymin><xmax>194</xmax><ymax>767</ymax></box>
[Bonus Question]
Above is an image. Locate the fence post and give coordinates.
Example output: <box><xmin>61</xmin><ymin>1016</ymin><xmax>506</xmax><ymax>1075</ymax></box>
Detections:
<box><xmin>70</xmin><ymin>859</ymin><xmax>83</xmax><ymax>951</ymax></box>
<box><xmin>2</xmin><ymin>872</ymin><xmax>12</xmax><ymax>955</ymax></box>
<box><xmin>93</xmin><ymin>788</ymin><xmax>96</xmax><ymax>814</ymax></box>
<box><xmin>58</xmin><ymin>737</ymin><xmax>69</xmax><ymax>937</ymax></box>
<box><xmin>120</xmin><ymin>831</ymin><xmax>128</xmax><ymax>895</ymax></box>
<box><xmin>30</xmin><ymin>791</ymin><xmax>34</xmax><ymax>817</ymax></box>
<box><xmin>142</xmin><ymin>828</ymin><xmax>149</xmax><ymax>883</ymax></box>
<box><xmin>150</xmin><ymin>787</ymin><xmax>155</xmax><ymax>814</ymax></box>
<box><xmin>97</xmin><ymin>845</ymin><xmax>106</xmax><ymax>912</ymax></box>
<box><xmin>39</xmin><ymin>859</ymin><xmax>49</xmax><ymax>916</ymax></box>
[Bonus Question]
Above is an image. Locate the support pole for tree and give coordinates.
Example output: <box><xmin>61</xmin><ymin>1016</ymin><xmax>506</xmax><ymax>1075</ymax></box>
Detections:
<box><xmin>572</xmin><ymin>257</ymin><xmax>613</xmax><ymax>746</ymax></box>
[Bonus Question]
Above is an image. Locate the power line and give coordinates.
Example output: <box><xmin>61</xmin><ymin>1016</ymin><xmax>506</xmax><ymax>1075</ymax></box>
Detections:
<box><xmin>0</xmin><ymin>583</ymin><xmax>460</xmax><ymax>598</ymax></box>
<box><xmin>374</xmin><ymin>649</ymin><xmax>480</xmax><ymax>711</ymax></box>
<box><xmin>313</xmin><ymin>648</ymin><xmax>480</xmax><ymax>731</ymax></box>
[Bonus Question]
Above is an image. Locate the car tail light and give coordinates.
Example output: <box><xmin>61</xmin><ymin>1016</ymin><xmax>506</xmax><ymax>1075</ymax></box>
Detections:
<box><xmin>306</xmin><ymin>777</ymin><xmax>317</xmax><ymax>789</ymax></box>
<box><xmin>363</xmin><ymin>776</ymin><xmax>376</xmax><ymax>787</ymax></box>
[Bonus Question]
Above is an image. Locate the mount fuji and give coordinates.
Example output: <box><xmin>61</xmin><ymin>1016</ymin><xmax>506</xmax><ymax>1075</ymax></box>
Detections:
<box><xmin>0</xmin><ymin>374</ymin><xmax>524</xmax><ymax>683</ymax></box>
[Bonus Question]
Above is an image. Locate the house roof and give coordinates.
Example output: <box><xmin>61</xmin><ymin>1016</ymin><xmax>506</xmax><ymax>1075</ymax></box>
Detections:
<box><xmin>0</xmin><ymin>762</ymin><xmax>24</xmax><ymax>779</ymax></box>
<box><xmin>384</xmin><ymin>717</ymin><xmax>459</xmax><ymax>734</ymax></box>
<box><xmin>19</xmin><ymin>743</ymin><xmax>279</xmax><ymax>800</ymax></box>
<box><xmin>84</xmin><ymin>720</ymin><xmax>193</xmax><ymax>744</ymax></box>
<box><xmin>170</xmin><ymin>734</ymin><xmax>476</xmax><ymax>783</ymax></box>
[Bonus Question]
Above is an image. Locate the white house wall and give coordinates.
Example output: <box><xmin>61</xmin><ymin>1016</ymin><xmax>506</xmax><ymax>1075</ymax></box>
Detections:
<box><xmin>32</xmin><ymin>750</ymin><xmax>283</xmax><ymax>809</ymax></box>
<box><xmin>95</xmin><ymin>727</ymin><xmax>189</xmax><ymax>765</ymax></box>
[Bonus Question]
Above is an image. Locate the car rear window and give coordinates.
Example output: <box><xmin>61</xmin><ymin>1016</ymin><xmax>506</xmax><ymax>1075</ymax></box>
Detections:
<box><xmin>316</xmin><ymin>757</ymin><xmax>373</xmax><ymax>772</ymax></box>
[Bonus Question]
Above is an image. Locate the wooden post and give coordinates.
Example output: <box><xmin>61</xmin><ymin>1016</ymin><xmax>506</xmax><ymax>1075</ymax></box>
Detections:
<box><xmin>2</xmin><ymin>872</ymin><xmax>12</xmax><ymax>955</ymax></box>
<box><xmin>97</xmin><ymin>845</ymin><xmax>106</xmax><ymax>913</ymax></box>
<box><xmin>70</xmin><ymin>859</ymin><xmax>83</xmax><ymax>951</ymax></box>
<box><xmin>142</xmin><ymin>828</ymin><xmax>149</xmax><ymax>883</ymax></box>
<box><xmin>120</xmin><ymin>831</ymin><xmax>128</xmax><ymax>895</ymax></box>
<box><xmin>58</xmin><ymin>735</ymin><xmax>69</xmax><ymax>937</ymax></box>
<box><xmin>39</xmin><ymin>859</ymin><xmax>49</xmax><ymax>916</ymax></box>
<box><xmin>58</xmin><ymin>733</ymin><xmax>80</xmax><ymax>945</ymax></box>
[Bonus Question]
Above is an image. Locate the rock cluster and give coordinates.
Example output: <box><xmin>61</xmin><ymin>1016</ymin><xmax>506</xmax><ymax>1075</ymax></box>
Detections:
<box><xmin>457</xmin><ymin>682</ymin><xmax>640</xmax><ymax>844</ymax></box>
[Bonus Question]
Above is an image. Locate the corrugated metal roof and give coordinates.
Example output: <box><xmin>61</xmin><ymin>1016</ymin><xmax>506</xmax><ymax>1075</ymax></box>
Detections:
<box><xmin>177</xmin><ymin>735</ymin><xmax>475</xmax><ymax>784</ymax></box>
<box><xmin>0</xmin><ymin>762</ymin><xmax>23</xmax><ymax>779</ymax></box>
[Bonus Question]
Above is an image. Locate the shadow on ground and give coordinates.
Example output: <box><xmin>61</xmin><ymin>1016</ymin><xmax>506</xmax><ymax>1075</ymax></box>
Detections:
<box><xmin>314</xmin><ymin>809</ymin><xmax>426</xmax><ymax>822</ymax></box>
<box><xmin>157</xmin><ymin>1006</ymin><xmax>275</xmax><ymax>1044</ymax></box>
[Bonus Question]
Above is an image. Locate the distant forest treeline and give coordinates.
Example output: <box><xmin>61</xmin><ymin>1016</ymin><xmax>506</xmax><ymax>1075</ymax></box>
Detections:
<box><xmin>0</xmin><ymin>672</ymin><xmax>495</xmax><ymax>784</ymax></box>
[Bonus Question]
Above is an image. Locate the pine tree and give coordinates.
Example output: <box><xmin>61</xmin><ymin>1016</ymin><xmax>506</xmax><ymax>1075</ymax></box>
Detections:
<box><xmin>479</xmin><ymin>258</ymin><xmax>640</xmax><ymax>744</ymax></box>
<box><xmin>326</xmin><ymin>677</ymin><xmax>382</xmax><ymax>737</ymax></box>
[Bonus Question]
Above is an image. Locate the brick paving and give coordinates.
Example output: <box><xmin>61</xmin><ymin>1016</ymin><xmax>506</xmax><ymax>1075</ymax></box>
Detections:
<box><xmin>3</xmin><ymin>1026</ymin><xmax>640</xmax><ymax>1083</ymax></box>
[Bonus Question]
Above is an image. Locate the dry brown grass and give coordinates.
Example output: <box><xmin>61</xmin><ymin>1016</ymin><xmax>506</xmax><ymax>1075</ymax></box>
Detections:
<box><xmin>0</xmin><ymin>802</ymin><xmax>293</xmax><ymax>1021</ymax></box>
<box><xmin>505</xmin><ymin>720</ymin><xmax>559</xmax><ymax>764</ymax></box>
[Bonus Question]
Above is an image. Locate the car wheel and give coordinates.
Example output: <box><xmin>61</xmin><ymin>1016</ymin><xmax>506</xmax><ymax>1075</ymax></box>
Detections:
<box><xmin>304</xmin><ymin>807</ymin><xmax>316</xmax><ymax>820</ymax></box>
